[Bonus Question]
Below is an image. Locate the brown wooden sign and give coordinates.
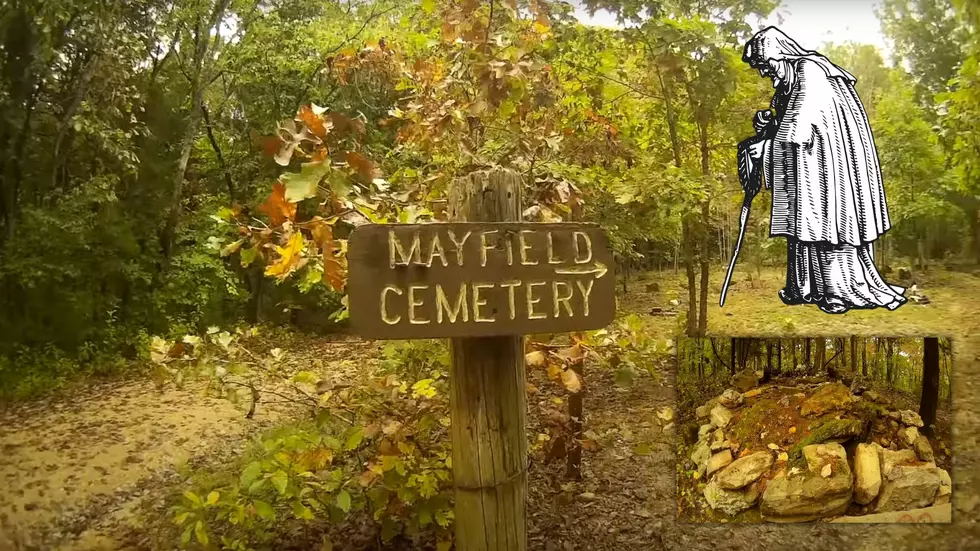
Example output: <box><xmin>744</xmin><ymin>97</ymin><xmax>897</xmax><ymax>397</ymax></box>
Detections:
<box><xmin>347</xmin><ymin>222</ymin><xmax>616</xmax><ymax>339</ymax></box>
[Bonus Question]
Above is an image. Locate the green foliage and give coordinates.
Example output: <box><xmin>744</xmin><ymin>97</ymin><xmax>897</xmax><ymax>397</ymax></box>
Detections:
<box><xmin>582</xmin><ymin>313</ymin><xmax>672</xmax><ymax>386</ymax></box>
<box><xmin>156</xmin><ymin>333</ymin><xmax>453</xmax><ymax>549</ymax></box>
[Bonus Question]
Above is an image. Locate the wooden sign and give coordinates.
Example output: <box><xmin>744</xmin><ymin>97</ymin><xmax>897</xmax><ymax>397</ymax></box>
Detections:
<box><xmin>347</xmin><ymin>222</ymin><xmax>616</xmax><ymax>339</ymax></box>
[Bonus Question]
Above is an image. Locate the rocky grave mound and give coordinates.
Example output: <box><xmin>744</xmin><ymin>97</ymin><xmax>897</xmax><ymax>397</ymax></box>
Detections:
<box><xmin>684</xmin><ymin>374</ymin><xmax>951</xmax><ymax>522</ymax></box>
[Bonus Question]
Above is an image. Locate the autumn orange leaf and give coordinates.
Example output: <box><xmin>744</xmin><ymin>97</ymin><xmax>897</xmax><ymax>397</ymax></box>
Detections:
<box><xmin>310</xmin><ymin>220</ymin><xmax>347</xmax><ymax>291</ymax></box>
<box><xmin>346</xmin><ymin>151</ymin><xmax>381</xmax><ymax>184</ymax></box>
<box><xmin>259</xmin><ymin>182</ymin><xmax>297</xmax><ymax>226</ymax></box>
<box><xmin>298</xmin><ymin>104</ymin><xmax>332</xmax><ymax>139</ymax></box>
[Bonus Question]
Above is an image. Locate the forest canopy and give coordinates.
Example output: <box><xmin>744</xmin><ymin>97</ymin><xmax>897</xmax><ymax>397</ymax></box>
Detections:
<box><xmin>1</xmin><ymin>0</ymin><xmax>978</xmax><ymax>396</ymax></box>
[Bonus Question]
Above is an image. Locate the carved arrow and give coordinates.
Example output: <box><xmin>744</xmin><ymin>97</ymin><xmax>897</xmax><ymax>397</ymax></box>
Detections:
<box><xmin>554</xmin><ymin>261</ymin><xmax>608</xmax><ymax>279</ymax></box>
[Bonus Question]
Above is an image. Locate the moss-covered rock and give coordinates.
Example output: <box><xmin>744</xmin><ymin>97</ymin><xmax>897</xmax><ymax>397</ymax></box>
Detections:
<box><xmin>788</xmin><ymin>419</ymin><xmax>864</xmax><ymax>465</ymax></box>
<box><xmin>800</xmin><ymin>383</ymin><xmax>852</xmax><ymax>417</ymax></box>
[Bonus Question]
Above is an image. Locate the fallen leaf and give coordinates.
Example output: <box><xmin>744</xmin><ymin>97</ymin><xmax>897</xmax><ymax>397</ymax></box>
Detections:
<box><xmin>382</xmin><ymin>420</ymin><xmax>402</xmax><ymax>436</ymax></box>
<box><xmin>788</xmin><ymin>426</ymin><xmax>797</xmax><ymax>434</ymax></box>
<box><xmin>561</xmin><ymin>369</ymin><xmax>582</xmax><ymax>393</ymax></box>
<box><xmin>556</xmin><ymin>344</ymin><xmax>585</xmax><ymax>365</ymax></box>
<box><xmin>525</xmin><ymin>350</ymin><xmax>547</xmax><ymax>367</ymax></box>
<box><xmin>546</xmin><ymin>364</ymin><xmax>561</xmax><ymax>381</ymax></box>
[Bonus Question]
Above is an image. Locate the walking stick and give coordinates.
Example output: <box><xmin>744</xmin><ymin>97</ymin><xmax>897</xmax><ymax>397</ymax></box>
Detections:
<box><xmin>720</xmin><ymin>190</ymin><xmax>757</xmax><ymax>306</ymax></box>
<box><xmin>720</xmin><ymin>129</ymin><xmax>767</xmax><ymax>307</ymax></box>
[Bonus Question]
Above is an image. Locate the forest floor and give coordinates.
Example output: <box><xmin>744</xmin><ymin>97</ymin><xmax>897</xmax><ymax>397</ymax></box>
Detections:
<box><xmin>2</xmin><ymin>266</ymin><xmax>980</xmax><ymax>549</ymax></box>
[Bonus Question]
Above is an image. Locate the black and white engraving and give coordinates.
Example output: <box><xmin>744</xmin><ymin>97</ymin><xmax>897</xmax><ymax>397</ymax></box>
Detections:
<box><xmin>721</xmin><ymin>26</ymin><xmax>906</xmax><ymax>315</ymax></box>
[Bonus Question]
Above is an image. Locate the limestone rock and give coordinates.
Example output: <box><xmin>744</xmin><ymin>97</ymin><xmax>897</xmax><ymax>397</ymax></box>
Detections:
<box><xmin>802</xmin><ymin>443</ymin><xmax>848</xmax><ymax>474</ymax></box>
<box><xmin>691</xmin><ymin>440</ymin><xmax>712</xmax><ymax>476</ymax></box>
<box><xmin>913</xmin><ymin>435</ymin><xmax>935</xmax><ymax>462</ymax></box>
<box><xmin>657</xmin><ymin>406</ymin><xmax>675</xmax><ymax>423</ymax></box>
<box><xmin>710</xmin><ymin>404</ymin><xmax>733</xmax><ymax>429</ymax></box>
<box><xmin>800</xmin><ymin>383</ymin><xmax>852</xmax><ymax>417</ymax></box>
<box><xmin>830</xmin><ymin>503</ymin><xmax>951</xmax><ymax>523</ymax></box>
<box><xmin>742</xmin><ymin>388</ymin><xmax>764</xmax><ymax>399</ymax></box>
<box><xmin>704</xmin><ymin>480</ymin><xmax>760</xmax><ymax>516</ymax></box>
<box><xmin>719</xmin><ymin>388</ymin><xmax>744</xmax><ymax>409</ymax></box>
<box><xmin>898</xmin><ymin>410</ymin><xmax>924</xmax><ymax>428</ymax></box>
<box><xmin>900</xmin><ymin>426</ymin><xmax>920</xmax><ymax>448</ymax></box>
<box><xmin>706</xmin><ymin>449</ymin><xmax>734</xmax><ymax>477</ymax></box>
<box><xmin>854</xmin><ymin>443</ymin><xmax>882</xmax><ymax>505</ymax></box>
<box><xmin>716</xmin><ymin>451</ymin><xmax>774</xmax><ymax>490</ymax></box>
<box><xmin>761</xmin><ymin>468</ymin><xmax>853</xmax><ymax>522</ymax></box>
<box><xmin>696</xmin><ymin>405</ymin><xmax>712</xmax><ymax>420</ymax></box>
<box><xmin>935</xmin><ymin>468</ymin><xmax>952</xmax><ymax>505</ymax></box>
<box><xmin>876</xmin><ymin>465</ymin><xmax>941</xmax><ymax>512</ymax></box>
<box><xmin>850</xmin><ymin>377</ymin><xmax>870</xmax><ymax>395</ymax></box>
<box><xmin>864</xmin><ymin>390</ymin><xmax>879</xmax><ymax>402</ymax></box>
<box><xmin>732</xmin><ymin>370</ymin><xmax>761</xmax><ymax>392</ymax></box>
<box><xmin>881</xmin><ymin>449</ymin><xmax>918</xmax><ymax>480</ymax></box>
<box><xmin>698</xmin><ymin>424</ymin><xmax>714</xmax><ymax>441</ymax></box>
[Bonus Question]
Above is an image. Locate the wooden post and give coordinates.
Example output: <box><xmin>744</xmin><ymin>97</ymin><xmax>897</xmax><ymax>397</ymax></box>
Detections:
<box><xmin>448</xmin><ymin>169</ymin><xmax>527</xmax><ymax>551</ymax></box>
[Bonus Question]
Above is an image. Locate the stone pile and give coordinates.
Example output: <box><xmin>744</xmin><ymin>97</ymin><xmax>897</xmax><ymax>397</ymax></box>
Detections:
<box><xmin>687</xmin><ymin>375</ymin><xmax>951</xmax><ymax>522</ymax></box>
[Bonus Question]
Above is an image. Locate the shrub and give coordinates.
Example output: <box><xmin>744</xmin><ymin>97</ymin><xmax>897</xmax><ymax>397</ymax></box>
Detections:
<box><xmin>152</xmin><ymin>332</ymin><xmax>454</xmax><ymax>550</ymax></box>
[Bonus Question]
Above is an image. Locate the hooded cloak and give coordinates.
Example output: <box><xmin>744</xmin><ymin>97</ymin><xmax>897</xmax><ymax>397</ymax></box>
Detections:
<box><xmin>744</xmin><ymin>27</ymin><xmax>890</xmax><ymax>247</ymax></box>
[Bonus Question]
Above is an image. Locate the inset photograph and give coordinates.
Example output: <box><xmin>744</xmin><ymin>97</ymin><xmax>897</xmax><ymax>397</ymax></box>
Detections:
<box><xmin>675</xmin><ymin>337</ymin><xmax>951</xmax><ymax>523</ymax></box>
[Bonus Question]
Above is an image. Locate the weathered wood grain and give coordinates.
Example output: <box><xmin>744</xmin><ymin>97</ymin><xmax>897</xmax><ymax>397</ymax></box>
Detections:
<box><xmin>448</xmin><ymin>169</ymin><xmax>527</xmax><ymax>551</ymax></box>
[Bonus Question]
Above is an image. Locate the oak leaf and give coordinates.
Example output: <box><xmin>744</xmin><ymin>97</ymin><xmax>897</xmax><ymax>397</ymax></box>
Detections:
<box><xmin>265</xmin><ymin>233</ymin><xmax>306</xmax><ymax>280</ymax></box>
<box><xmin>298</xmin><ymin>104</ymin><xmax>332</xmax><ymax>139</ymax></box>
<box><xmin>524</xmin><ymin>350</ymin><xmax>547</xmax><ymax>367</ymax></box>
<box><xmin>259</xmin><ymin>182</ymin><xmax>297</xmax><ymax>226</ymax></box>
<box><xmin>346</xmin><ymin>151</ymin><xmax>381</xmax><ymax>184</ymax></box>
<box><xmin>281</xmin><ymin>162</ymin><xmax>329</xmax><ymax>202</ymax></box>
<box><xmin>561</xmin><ymin>368</ymin><xmax>582</xmax><ymax>393</ymax></box>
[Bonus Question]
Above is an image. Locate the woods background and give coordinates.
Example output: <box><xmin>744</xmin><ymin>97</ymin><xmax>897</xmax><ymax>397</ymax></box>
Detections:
<box><xmin>2</xmin><ymin>0</ymin><xmax>979</xmax><ymax>396</ymax></box>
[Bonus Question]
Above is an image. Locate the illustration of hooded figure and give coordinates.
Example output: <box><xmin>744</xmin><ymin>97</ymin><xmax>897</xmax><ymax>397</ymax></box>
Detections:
<box><xmin>741</xmin><ymin>27</ymin><xmax>906</xmax><ymax>314</ymax></box>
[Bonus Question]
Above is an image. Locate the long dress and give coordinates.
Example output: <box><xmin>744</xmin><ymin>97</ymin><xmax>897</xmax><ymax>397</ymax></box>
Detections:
<box><xmin>761</xmin><ymin>54</ymin><xmax>906</xmax><ymax>314</ymax></box>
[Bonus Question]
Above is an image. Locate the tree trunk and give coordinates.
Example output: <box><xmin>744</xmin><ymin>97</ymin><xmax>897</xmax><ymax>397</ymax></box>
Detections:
<box><xmin>804</xmin><ymin>338</ymin><xmax>811</xmax><ymax>371</ymax></box>
<box><xmin>729</xmin><ymin>338</ymin><xmax>736</xmax><ymax>376</ymax></box>
<box><xmin>201</xmin><ymin>102</ymin><xmax>236</xmax><ymax>202</ymax></box>
<box><xmin>776</xmin><ymin>340</ymin><xmax>782</xmax><ymax>375</ymax></box>
<box><xmin>919</xmin><ymin>337</ymin><xmax>940</xmax><ymax>438</ymax></box>
<box><xmin>764</xmin><ymin>342</ymin><xmax>773</xmax><ymax>382</ymax></box>
<box><xmin>684</xmin><ymin>218</ymin><xmax>698</xmax><ymax>337</ymax></box>
<box><xmin>160</xmin><ymin>0</ymin><xmax>232</xmax><ymax>259</ymax></box>
<box><xmin>850</xmin><ymin>337</ymin><xmax>858</xmax><ymax>377</ymax></box>
<box><xmin>816</xmin><ymin>337</ymin><xmax>826</xmax><ymax>376</ymax></box>
<box><xmin>51</xmin><ymin>51</ymin><xmax>101</xmax><ymax>195</ymax></box>
<box><xmin>792</xmin><ymin>339</ymin><xmax>798</xmax><ymax>373</ymax></box>
<box><xmin>886</xmin><ymin>338</ymin><xmax>894</xmax><ymax>385</ymax></box>
<box><xmin>697</xmin><ymin>201</ymin><xmax>710</xmax><ymax>336</ymax></box>
<box><xmin>862</xmin><ymin>338</ymin><xmax>867</xmax><ymax>377</ymax></box>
